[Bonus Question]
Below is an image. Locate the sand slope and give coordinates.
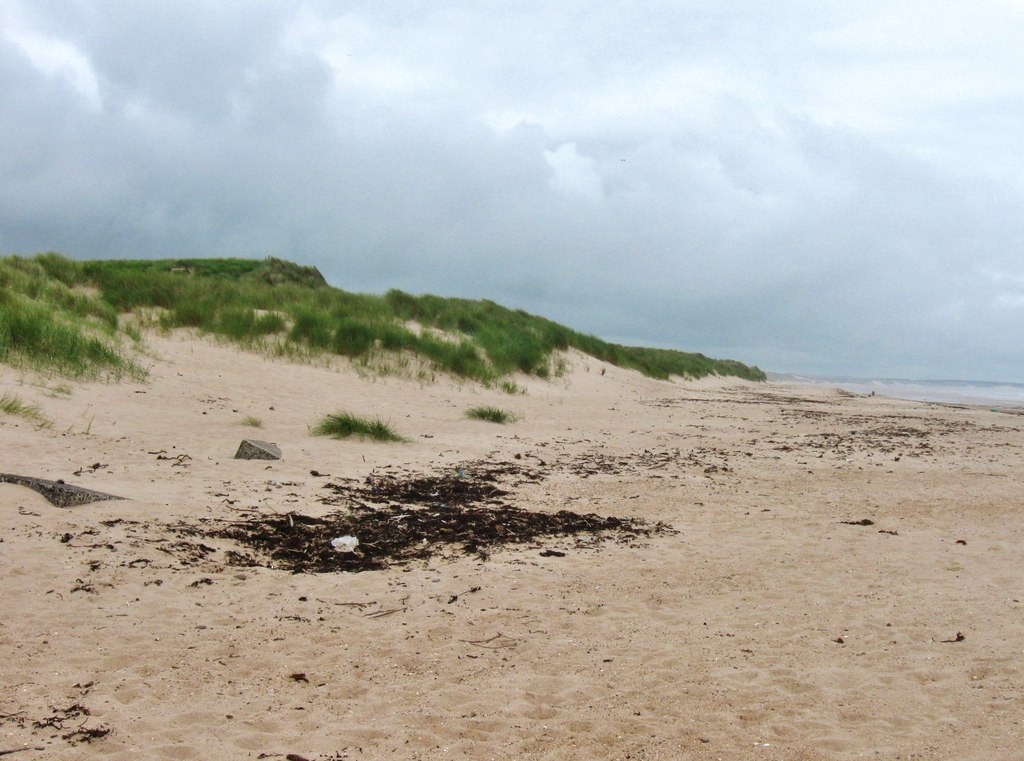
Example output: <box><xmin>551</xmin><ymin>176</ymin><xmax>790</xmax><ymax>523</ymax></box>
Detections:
<box><xmin>2</xmin><ymin>333</ymin><xmax>1023</xmax><ymax>760</ymax></box>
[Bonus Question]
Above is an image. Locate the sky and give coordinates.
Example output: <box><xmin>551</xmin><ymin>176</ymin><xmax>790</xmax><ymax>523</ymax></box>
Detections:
<box><xmin>2</xmin><ymin>1</ymin><xmax>1024</xmax><ymax>382</ymax></box>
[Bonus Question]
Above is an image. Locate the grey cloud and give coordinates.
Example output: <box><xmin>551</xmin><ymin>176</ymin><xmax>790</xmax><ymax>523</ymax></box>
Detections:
<box><xmin>2</xmin><ymin>1</ymin><xmax>1023</xmax><ymax>381</ymax></box>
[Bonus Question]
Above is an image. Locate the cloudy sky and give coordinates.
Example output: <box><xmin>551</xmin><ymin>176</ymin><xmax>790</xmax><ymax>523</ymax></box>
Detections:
<box><xmin>3</xmin><ymin>1</ymin><xmax>1024</xmax><ymax>381</ymax></box>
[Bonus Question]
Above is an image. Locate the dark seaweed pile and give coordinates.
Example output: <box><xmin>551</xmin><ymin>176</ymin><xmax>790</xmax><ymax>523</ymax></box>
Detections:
<box><xmin>183</xmin><ymin>462</ymin><xmax>670</xmax><ymax>573</ymax></box>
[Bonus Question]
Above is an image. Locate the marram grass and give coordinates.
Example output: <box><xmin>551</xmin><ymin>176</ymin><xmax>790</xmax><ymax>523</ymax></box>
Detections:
<box><xmin>1</xmin><ymin>252</ymin><xmax>767</xmax><ymax>385</ymax></box>
<box><xmin>0</xmin><ymin>392</ymin><xmax>53</xmax><ymax>429</ymax></box>
<box><xmin>0</xmin><ymin>255</ymin><xmax>147</xmax><ymax>380</ymax></box>
<box><xmin>465</xmin><ymin>405</ymin><xmax>518</xmax><ymax>424</ymax></box>
<box><xmin>312</xmin><ymin>412</ymin><xmax>405</xmax><ymax>442</ymax></box>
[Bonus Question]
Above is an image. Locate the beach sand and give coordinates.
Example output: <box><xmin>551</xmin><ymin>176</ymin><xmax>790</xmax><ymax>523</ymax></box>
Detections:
<box><xmin>2</xmin><ymin>332</ymin><xmax>1022</xmax><ymax>760</ymax></box>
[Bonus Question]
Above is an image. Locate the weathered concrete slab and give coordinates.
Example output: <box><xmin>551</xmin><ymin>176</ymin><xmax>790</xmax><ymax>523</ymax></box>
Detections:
<box><xmin>0</xmin><ymin>473</ymin><xmax>125</xmax><ymax>507</ymax></box>
<box><xmin>234</xmin><ymin>439</ymin><xmax>282</xmax><ymax>460</ymax></box>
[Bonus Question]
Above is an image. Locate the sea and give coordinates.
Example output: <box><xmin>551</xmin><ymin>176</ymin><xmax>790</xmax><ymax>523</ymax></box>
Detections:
<box><xmin>770</xmin><ymin>374</ymin><xmax>1024</xmax><ymax>408</ymax></box>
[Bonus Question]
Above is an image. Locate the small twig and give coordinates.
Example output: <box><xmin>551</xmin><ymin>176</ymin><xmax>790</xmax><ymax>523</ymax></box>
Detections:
<box><xmin>225</xmin><ymin>506</ymin><xmax>262</xmax><ymax>515</ymax></box>
<box><xmin>0</xmin><ymin>748</ymin><xmax>46</xmax><ymax>756</ymax></box>
<box><xmin>315</xmin><ymin>598</ymin><xmax>372</xmax><ymax>608</ymax></box>
<box><xmin>364</xmin><ymin>606</ymin><xmax>408</xmax><ymax>619</ymax></box>
<box><xmin>458</xmin><ymin>632</ymin><xmax>520</xmax><ymax>649</ymax></box>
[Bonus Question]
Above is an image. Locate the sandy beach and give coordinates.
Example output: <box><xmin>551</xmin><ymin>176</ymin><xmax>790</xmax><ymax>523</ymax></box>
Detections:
<box><xmin>2</xmin><ymin>332</ymin><xmax>1022</xmax><ymax>760</ymax></box>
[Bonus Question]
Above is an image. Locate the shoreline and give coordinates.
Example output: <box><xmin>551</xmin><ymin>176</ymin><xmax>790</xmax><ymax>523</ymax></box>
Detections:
<box><xmin>770</xmin><ymin>374</ymin><xmax>1024</xmax><ymax>408</ymax></box>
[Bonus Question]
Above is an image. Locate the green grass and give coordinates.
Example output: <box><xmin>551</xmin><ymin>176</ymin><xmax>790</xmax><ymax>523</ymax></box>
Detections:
<box><xmin>0</xmin><ymin>255</ymin><xmax>147</xmax><ymax>379</ymax></box>
<box><xmin>0</xmin><ymin>391</ymin><xmax>53</xmax><ymax>429</ymax></box>
<box><xmin>40</xmin><ymin>382</ymin><xmax>73</xmax><ymax>398</ymax></box>
<box><xmin>240</xmin><ymin>415</ymin><xmax>263</xmax><ymax>428</ymax></box>
<box><xmin>499</xmin><ymin>380</ymin><xmax>524</xmax><ymax>395</ymax></box>
<box><xmin>465</xmin><ymin>405</ymin><xmax>518</xmax><ymax>424</ymax></box>
<box><xmin>312</xmin><ymin>412</ymin><xmax>405</xmax><ymax>442</ymax></box>
<box><xmin>1</xmin><ymin>252</ymin><xmax>767</xmax><ymax>385</ymax></box>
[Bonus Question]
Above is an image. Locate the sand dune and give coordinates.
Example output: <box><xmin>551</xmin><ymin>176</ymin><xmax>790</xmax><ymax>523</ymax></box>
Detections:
<box><xmin>2</xmin><ymin>332</ymin><xmax>1022</xmax><ymax>759</ymax></box>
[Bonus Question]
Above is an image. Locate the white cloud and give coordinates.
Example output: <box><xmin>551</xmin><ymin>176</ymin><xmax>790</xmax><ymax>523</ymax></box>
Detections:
<box><xmin>2</xmin><ymin>7</ymin><xmax>102</xmax><ymax>110</ymax></box>
<box><xmin>282</xmin><ymin>7</ymin><xmax>454</xmax><ymax>115</ymax></box>
<box><xmin>544</xmin><ymin>143</ymin><xmax>604</xmax><ymax>202</ymax></box>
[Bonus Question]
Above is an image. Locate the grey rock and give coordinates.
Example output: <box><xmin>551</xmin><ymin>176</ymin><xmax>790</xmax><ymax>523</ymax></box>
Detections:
<box><xmin>234</xmin><ymin>439</ymin><xmax>282</xmax><ymax>460</ymax></box>
<box><xmin>0</xmin><ymin>473</ymin><xmax>124</xmax><ymax>507</ymax></box>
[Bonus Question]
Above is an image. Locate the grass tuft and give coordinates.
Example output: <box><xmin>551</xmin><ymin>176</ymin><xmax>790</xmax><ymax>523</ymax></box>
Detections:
<box><xmin>312</xmin><ymin>412</ymin><xmax>405</xmax><ymax>442</ymax></box>
<box><xmin>240</xmin><ymin>415</ymin><xmax>263</xmax><ymax>427</ymax></box>
<box><xmin>465</xmin><ymin>405</ymin><xmax>518</xmax><ymax>424</ymax></box>
<box><xmin>498</xmin><ymin>380</ymin><xmax>524</xmax><ymax>395</ymax></box>
<box><xmin>0</xmin><ymin>392</ymin><xmax>53</xmax><ymax>429</ymax></box>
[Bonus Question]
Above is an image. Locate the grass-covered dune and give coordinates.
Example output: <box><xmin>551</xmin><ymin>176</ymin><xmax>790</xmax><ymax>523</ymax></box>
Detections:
<box><xmin>0</xmin><ymin>253</ymin><xmax>765</xmax><ymax>385</ymax></box>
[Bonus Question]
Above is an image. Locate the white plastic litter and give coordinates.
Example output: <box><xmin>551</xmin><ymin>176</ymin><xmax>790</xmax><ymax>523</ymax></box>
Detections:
<box><xmin>330</xmin><ymin>535</ymin><xmax>359</xmax><ymax>553</ymax></box>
